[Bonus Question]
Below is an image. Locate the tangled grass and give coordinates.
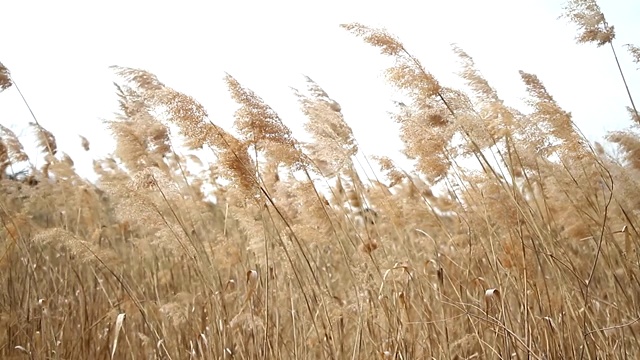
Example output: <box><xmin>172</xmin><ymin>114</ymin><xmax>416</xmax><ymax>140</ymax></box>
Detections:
<box><xmin>2</xmin><ymin>1</ymin><xmax>640</xmax><ymax>358</ymax></box>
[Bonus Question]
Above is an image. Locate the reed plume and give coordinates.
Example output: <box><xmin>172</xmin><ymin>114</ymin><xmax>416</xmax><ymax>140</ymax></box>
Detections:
<box><xmin>2</xmin><ymin>7</ymin><xmax>640</xmax><ymax>359</ymax></box>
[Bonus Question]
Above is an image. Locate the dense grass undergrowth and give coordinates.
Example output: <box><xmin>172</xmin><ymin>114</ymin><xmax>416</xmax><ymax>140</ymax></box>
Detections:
<box><xmin>2</xmin><ymin>1</ymin><xmax>640</xmax><ymax>358</ymax></box>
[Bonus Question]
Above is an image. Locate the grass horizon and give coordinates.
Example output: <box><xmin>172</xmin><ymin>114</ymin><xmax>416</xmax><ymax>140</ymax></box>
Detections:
<box><xmin>2</xmin><ymin>1</ymin><xmax>640</xmax><ymax>358</ymax></box>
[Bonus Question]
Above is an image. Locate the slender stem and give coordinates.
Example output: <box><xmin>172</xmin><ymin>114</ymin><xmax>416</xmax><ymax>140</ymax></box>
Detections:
<box><xmin>608</xmin><ymin>36</ymin><xmax>639</xmax><ymax>120</ymax></box>
<box><xmin>12</xmin><ymin>79</ymin><xmax>56</xmax><ymax>157</ymax></box>
<box><xmin>11</xmin><ymin>80</ymin><xmax>41</xmax><ymax>126</ymax></box>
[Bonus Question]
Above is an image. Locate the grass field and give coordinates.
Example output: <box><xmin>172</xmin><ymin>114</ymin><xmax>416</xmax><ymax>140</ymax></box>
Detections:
<box><xmin>2</xmin><ymin>1</ymin><xmax>640</xmax><ymax>358</ymax></box>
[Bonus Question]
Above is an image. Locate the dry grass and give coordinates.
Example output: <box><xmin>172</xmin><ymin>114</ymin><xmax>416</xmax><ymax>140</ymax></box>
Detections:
<box><xmin>2</xmin><ymin>2</ymin><xmax>640</xmax><ymax>359</ymax></box>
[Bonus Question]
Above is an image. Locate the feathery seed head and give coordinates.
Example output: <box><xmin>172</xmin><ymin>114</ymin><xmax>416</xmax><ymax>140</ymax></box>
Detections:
<box><xmin>340</xmin><ymin>23</ymin><xmax>405</xmax><ymax>56</ymax></box>
<box><xmin>561</xmin><ymin>0</ymin><xmax>615</xmax><ymax>47</ymax></box>
<box><xmin>0</xmin><ymin>124</ymin><xmax>30</xmax><ymax>164</ymax></box>
<box><xmin>30</xmin><ymin>122</ymin><xmax>57</xmax><ymax>156</ymax></box>
<box><xmin>0</xmin><ymin>62</ymin><xmax>11</xmax><ymax>92</ymax></box>
<box><xmin>225</xmin><ymin>74</ymin><xmax>306</xmax><ymax>170</ymax></box>
<box><xmin>296</xmin><ymin>77</ymin><xmax>357</xmax><ymax>175</ymax></box>
<box><xmin>79</xmin><ymin>135</ymin><xmax>90</xmax><ymax>151</ymax></box>
<box><xmin>627</xmin><ymin>44</ymin><xmax>640</xmax><ymax>68</ymax></box>
<box><xmin>111</xmin><ymin>66</ymin><xmax>165</xmax><ymax>91</ymax></box>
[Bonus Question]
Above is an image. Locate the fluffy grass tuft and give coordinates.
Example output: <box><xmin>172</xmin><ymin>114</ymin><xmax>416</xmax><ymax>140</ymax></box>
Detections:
<box><xmin>1</xmin><ymin>2</ymin><xmax>639</xmax><ymax>358</ymax></box>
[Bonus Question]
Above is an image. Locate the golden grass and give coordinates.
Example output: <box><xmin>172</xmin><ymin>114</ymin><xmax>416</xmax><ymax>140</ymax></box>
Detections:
<box><xmin>1</xmin><ymin>1</ymin><xmax>640</xmax><ymax>358</ymax></box>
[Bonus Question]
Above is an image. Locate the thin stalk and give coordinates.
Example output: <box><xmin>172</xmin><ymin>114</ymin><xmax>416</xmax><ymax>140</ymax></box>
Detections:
<box><xmin>604</xmin><ymin>21</ymin><xmax>639</xmax><ymax>120</ymax></box>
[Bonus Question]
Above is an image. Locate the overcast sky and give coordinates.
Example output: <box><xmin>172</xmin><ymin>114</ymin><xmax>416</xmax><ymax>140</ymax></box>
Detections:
<box><xmin>1</xmin><ymin>0</ymin><xmax>639</xmax><ymax>181</ymax></box>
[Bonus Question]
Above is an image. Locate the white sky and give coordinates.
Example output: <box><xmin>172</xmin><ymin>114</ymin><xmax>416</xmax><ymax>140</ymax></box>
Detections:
<box><xmin>1</xmin><ymin>0</ymin><xmax>639</xmax><ymax>182</ymax></box>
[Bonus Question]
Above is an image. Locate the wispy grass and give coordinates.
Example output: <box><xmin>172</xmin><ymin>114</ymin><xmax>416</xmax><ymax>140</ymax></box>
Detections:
<box><xmin>1</xmin><ymin>1</ymin><xmax>639</xmax><ymax>358</ymax></box>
